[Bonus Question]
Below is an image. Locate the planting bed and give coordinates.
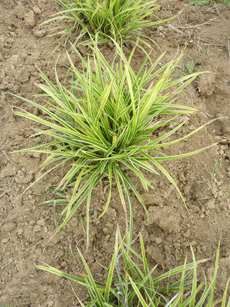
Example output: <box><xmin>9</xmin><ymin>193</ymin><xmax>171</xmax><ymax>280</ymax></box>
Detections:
<box><xmin>0</xmin><ymin>0</ymin><xmax>230</xmax><ymax>305</ymax></box>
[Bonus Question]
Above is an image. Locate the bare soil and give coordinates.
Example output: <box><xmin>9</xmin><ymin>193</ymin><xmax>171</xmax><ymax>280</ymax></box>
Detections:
<box><xmin>0</xmin><ymin>0</ymin><xmax>230</xmax><ymax>306</ymax></box>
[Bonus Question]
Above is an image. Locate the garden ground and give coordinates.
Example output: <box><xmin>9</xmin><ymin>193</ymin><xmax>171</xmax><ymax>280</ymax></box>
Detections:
<box><xmin>0</xmin><ymin>0</ymin><xmax>230</xmax><ymax>306</ymax></box>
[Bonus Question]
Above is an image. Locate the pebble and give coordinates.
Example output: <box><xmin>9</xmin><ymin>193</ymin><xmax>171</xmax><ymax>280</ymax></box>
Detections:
<box><xmin>33</xmin><ymin>225</ymin><xmax>41</xmax><ymax>232</ymax></box>
<box><xmin>15</xmin><ymin>170</ymin><xmax>33</xmax><ymax>184</ymax></box>
<box><xmin>103</xmin><ymin>227</ymin><xmax>110</xmax><ymax>236</ymax></box>
<box><xmin>14</xmin><ymin>2</ymin><xmax>25</xmax><ymax>19</ymax></box>
<box><xmin>206</xmin><ymin>199</ymin><xmax>215</xmax><ymax>210</ymax></box>
<box><xmin>184</xmin><ymin>229</ymin><xmax>190</xmax><ymax>238</ymax></box>
<box><xmin>0</xmin><ymin>164</ymin><xmax>17</xmax><ymax>178</ymax></box>
<box><xmin>17</xmin><ymin>228</ymin><xmax>23</xmax><ymax>235</ymax></box>
<box><xmin>2</xmin><ymin>222</ymin><xmax>16</xmax><ymax>232</ymax></box>
<box><xmin>34</xmin><ymin>30</ymin><xmax>46</xmax><ymax>38</ymax></box>
<box><xmin>174</xmin><ymin>243</ymin><xmax>180</xmax><ymax>249</ymax></box>
<box><xmin>37</xmin><ymin>219</ymin><xmax>45</xmax><ymax>226</ymax></box>
<box><xmin>201</xmin><ymin>245</ymin><xmax>206</xmax><ymax>252</ymax></box>
<box><xmin>61</xmin><ymin>261</ymin><xmax>67</xmax><ymax>268</ymax></box>
<box><xmin>9</xmin><ymin>32</ymin><xmax>17</xmax><ymax>37</ymax></box>
<box><xmin>29</xmin><ymin>220</ymin><xmax>36</xmax><ymax>226</ymax></box>
<box><xmin>24</xmin><ymin>10</ymin><xmax>36</xmax><ymax>28</ymax></box>
<box><xmin>105</xmin><ymin>234</ymin><xmax>110</xmax><ymax>241</ymax></box>
<box><xmin>14</xmin><ymin>70</ymin><xmax>30</xmax><ymax>83</ymax></box>
<box><xmin>155</xmin><ymin>237</ymin><xmax>162</xmax><ymax>245</ymax></box>
<box><xmin>57</xmin><ymin>53</ymin><xmax>70</xmax><ymax>67</ymax></box>
<box><xmin>33</xmin><ymin>6</ymin><xmax>41</xmax><ymax>14</ymax></box>
<box><xmin>47</xmin><ymin>300</ymin><xmax>54</xmax><ymax>307</ymax></box>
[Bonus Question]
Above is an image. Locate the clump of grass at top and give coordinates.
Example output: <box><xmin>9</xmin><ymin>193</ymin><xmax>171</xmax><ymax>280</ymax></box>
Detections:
<box><xmin>42</xmin><ymin>0</ymin><xmax>172</xmax><ymax>48</ymax></box>
<box><xmin>36</xmin><ymin>229</ymin><xmax>230</xmax><ymax>306</ymax></box>
<box><xmin>13</xmin><ymin>42</ymin><xmax>210</xmax><ymax>246</ymax></box>
<box><xmin>189</xmin><ymin>0</ymin><xmax>230</xmax><ymax>5</ymax></box>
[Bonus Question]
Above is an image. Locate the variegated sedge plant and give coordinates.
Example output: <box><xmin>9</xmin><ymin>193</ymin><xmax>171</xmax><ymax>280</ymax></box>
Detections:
<box><xmin>36</xmin><ymin>229</ymin><xmax>230</xmax><ymax>306</ymax></box>
<box><xmin>41</xmin><ymin>0</ymin><xmax>172</xmax><ymax>49</ymax></box>
<box><xmin>13</xmin><ymin>42</ymin><xmax>210</xmax><ymax>247</ymax></box>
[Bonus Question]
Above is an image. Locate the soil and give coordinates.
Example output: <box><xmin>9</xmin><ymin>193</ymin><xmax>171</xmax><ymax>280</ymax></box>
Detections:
<box><xmin>1</xmin><ymin>0</ymin><xmax>230</xmax><ymax>306</ymax></box>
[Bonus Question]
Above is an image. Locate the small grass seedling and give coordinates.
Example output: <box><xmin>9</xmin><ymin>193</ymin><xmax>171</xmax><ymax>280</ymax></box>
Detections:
<box><xmin>177</xmin><ymin>52</ymin><xmax>205</xmax><ymax>76</ymax></box>
<box><xmin>202</xmin><ymin>151</ymin><xmax>224</xmax><ymax>180</ymax></box>
<box><xmin>38</xmin><ymin>184</ymin><xmax>67</xmax><ymax>218</ymax></box>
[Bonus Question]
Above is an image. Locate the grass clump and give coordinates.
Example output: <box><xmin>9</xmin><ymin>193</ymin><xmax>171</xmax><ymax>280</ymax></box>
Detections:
<box><xmin>189</xmin><ymin>0</ymin><xmax>230</xmax><ymax>5</ymax></box>
<box><xmin>43</xmin><ymin>0</ymin><xmax>171</xmax><ymax>47</ymax></box>
<box><xmin>13</xmin><ymin>43</ymin><xmax>209</xmax><ymax>246</ymax></box>
<box><xmin>36</xmin><ymin>229</ymin><xmax>230</xmax><ymax>306</ymax></box>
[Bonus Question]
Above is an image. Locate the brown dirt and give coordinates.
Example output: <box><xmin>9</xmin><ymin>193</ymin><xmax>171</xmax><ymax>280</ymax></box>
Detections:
<box><xmin>0</xmin><ymin>0</ymin><xmax>230</xmax><ymax>306</ymax></box>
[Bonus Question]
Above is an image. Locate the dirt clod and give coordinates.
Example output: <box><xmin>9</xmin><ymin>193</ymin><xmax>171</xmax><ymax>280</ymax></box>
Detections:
<box><xmin>24</xmin><ymin>10</ymin><xmax>36</xmax><ymax>28</ymax></box>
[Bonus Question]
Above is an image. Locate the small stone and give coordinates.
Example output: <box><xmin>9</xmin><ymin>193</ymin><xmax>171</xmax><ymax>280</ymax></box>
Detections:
<box><xmin>192</xmin><ymin>205</ymin><xmax>200</xmax><ymax>213</ymax></box>
<box><xmin>174</xmin><ymin>243</ymin><xmax>180</xmax><ymax>249</ymax></box>
<box><xmin>33</xmin><ymin>225</ymin><xmax>41</xmax><ymax>232</ymax></box>
<box><xmin>61</xmin><ymin>261</ymin><xmax>67</xmax><ymax>268</ymax></box>
<box><xmin>184</xmin><ymin>229</ymin><xmax>190</xmax><ymax>238</ymax></box>
<box><xmin>206</xmin><ymin>199</ymin><xmax>215</xmax><ymax>210</ymax></box>
<box><xmin>30</xmin><ymin>151</ymin><xmax>41</xmax><ymax>158</ymax></box>
<box><xmin>222</xmin><ymin>246</ymin><xmax>229</xmax><ymax>257</ymax></box>
<box><xmin>15</xmin><ymin>170</ymin><xmax>33</xmax><ymax>184</ymax></box>
<box><xmin>103</xmin><ymin>227</ymin><xmax>110</xmax><ymax>236</ymax></box>
<box><xmin>34</xmin><ymin>30</ymin><xmax>46</xmax><ymax>38</ymax></box>
<box><xmin>198</xmin><ymin>73</ymin><xmax>216</xmax><ymax>97</ymax></box>
<box><xmin>105</xmin><ymin>234</ymin><xmax>110</xmax><ymax>241</ymax></box>
<box><xmin>8</xmin><ymin>54</ymin><xmax>19</xmax><ymax>65</ymax></box>
<box><xmin>15</xmin><ymin>2</ymin><xmax>25</xmax><ymax>19</ymax></box>
<box><xmin>29</xmin><ymin>220</ymin><xmax>35</xmax><ymax>226</ymax></box>
<box><xmin>2</xmin><ymin>238</ymin><xmax>8</xmax><ymax>244</ymax></box>
<box><xmin>24</xmin><ymin>10</ymin><xmax>36</xmax><ymax>28</ymax></box>
<box><xmin>37</xmin><ymin>219</ymin><xmax>45</xmax><ymax>226</ymax></box>
<box><xmin>0</xmin><ymin>163</ymin><xmax>17</xmax><ymax>178</ymax></box>
<box><xmin>14</xmin><ymin>70</ymin><xmax>30</xmax><ymax>83</ymax></box>
<box><xmin>17</xmin><ymin>229</ymin><xmax>23</xmax><ymax>235</ymax></box>
<box><xmin>58</xmin><ymin>53</ymin><xmax>70</xmax><ymax>67</ymax></box>
<box><xmin>219</xmin><ymin>150</ymin><xmax>224</xmax><ymax>155</ymax></box>
<box><xmin>225</xmin><ymin>148</ymin><xmax>230</xmax><ymax>159</ymax></box>
<box><xmin>105</xmin><ymin>207</ymin><xmax>116</xmax><ymax>220</ymax></box>
<box><xmin>10</xmin><ymin>32</ymin><xmax>17</xmax><ymax>37</ymax></box>
<box><xmin>155</xmin><ymin>237</ymin><xmax>162</xmax><ymax>245</ymax></box>
<box><xmin>201</xmin><ymin>245</ymin><xmax>206</xmax><ymax>252</ymax></box>
<box><xmin>33</xmin><ymin>6</ymin><xmax>41</xmax><ymax>14</ymax></box>
<box><xmin>47</xmin><ymin>300</ymin><xmax>54</xmax><ymax>307</ymax></box>
<box><xmin>77</xmin><ymin>44</ymin><xmax>89</xmax><ymax>55</ymax></box>
<box><xmin>2</xmin><ymin>222</ymin><xmax>16</xmax><ymax>232</ymax></box>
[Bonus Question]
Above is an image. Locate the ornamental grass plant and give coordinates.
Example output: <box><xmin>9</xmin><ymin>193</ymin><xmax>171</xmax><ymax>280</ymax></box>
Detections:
<box><xmin>36</xmin><ymin>229</ymin><xmax>230</xmax><ymax>306</ymax></box>
<box><xmin>43</xmin><ymin>0</ymin><xmax>171</xmax><ymax>47</ymax></box>
<box><xmin>13</xmin><ymin>43</ymin><xmax>209</xmax><ymax>246</ymax></box>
